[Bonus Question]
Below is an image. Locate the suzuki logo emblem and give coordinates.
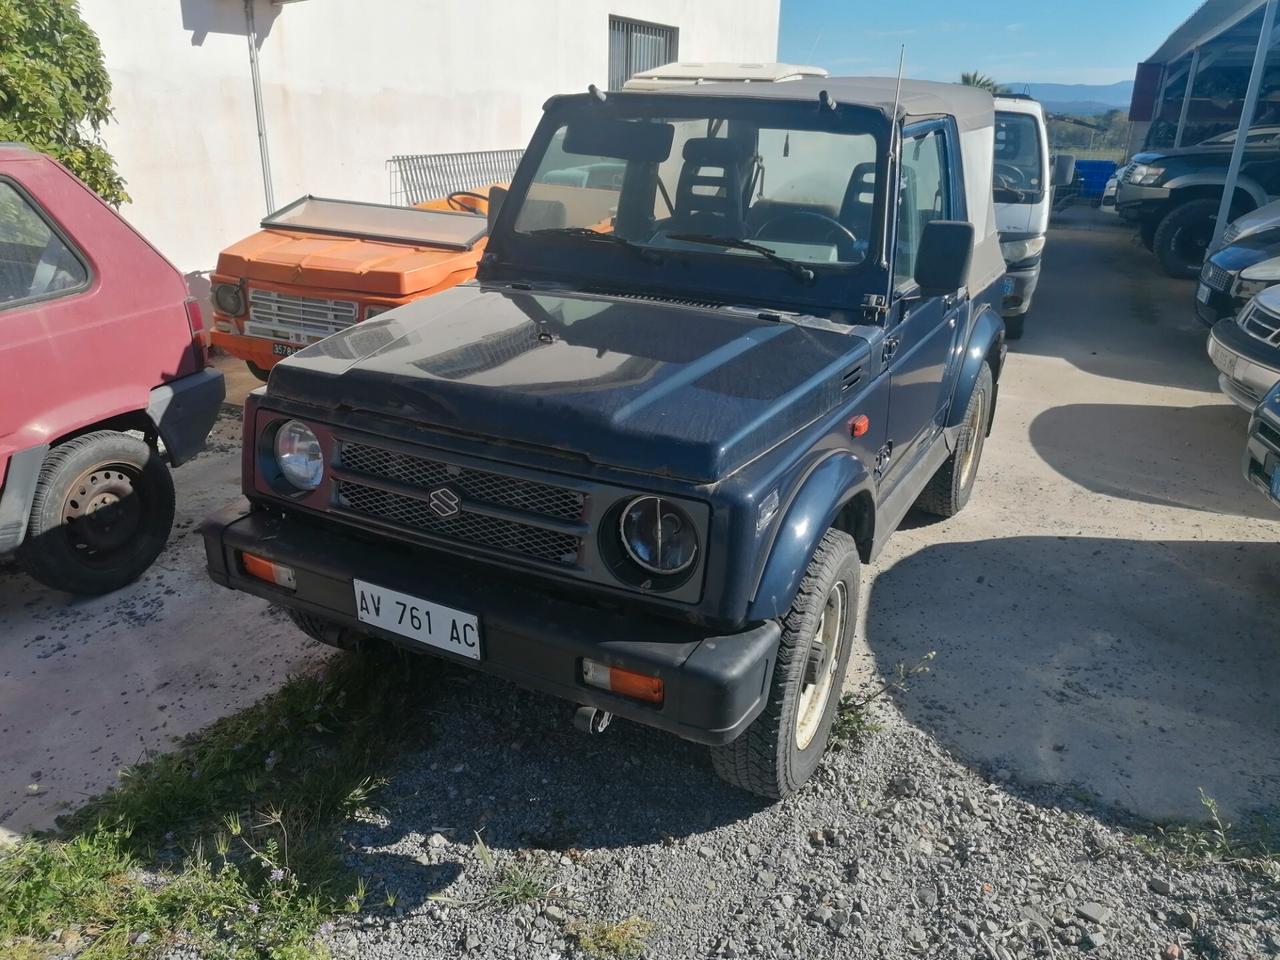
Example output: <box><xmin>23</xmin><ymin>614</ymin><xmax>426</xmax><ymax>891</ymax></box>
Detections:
<box><xmin>428</xmin><ymin>485</ymin><xmax>461</xmax><ymax>519</ymax></box>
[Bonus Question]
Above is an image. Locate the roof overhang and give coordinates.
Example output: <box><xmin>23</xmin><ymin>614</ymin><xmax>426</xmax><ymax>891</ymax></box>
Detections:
<box><xmin>1147</xmin><ymin>0</ymin><xmax>1267</xmax><ymax>64</ymax></box>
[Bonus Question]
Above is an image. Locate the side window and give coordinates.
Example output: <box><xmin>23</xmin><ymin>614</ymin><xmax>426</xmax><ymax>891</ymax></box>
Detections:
<box><xmin>0</xmin><ymin>181</ymin><xmax>88</xmax><ymax>307</ymax></box>
<box><xmin>894</xmin><ymin>128</ymin><xmax>951</xmax><ymax>287</ymax></box>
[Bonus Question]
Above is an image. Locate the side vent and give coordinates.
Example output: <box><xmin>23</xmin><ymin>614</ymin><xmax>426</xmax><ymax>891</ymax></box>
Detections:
<box><xmin>841</xmin><ymin>364</ymin><xmax>864</xmax><ymax>392</ymax></box>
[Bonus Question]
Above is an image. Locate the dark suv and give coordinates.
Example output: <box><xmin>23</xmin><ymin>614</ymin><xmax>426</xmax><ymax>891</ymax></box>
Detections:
<box><xmin>202</xmin><ymin>78</ymin><xmax>1009</xmax><ymax>798</ymax></box>
<box><xmin>1117</xmin><ymin>130</ymin><xmax>1280</xmax><ymax>278</ymax></box>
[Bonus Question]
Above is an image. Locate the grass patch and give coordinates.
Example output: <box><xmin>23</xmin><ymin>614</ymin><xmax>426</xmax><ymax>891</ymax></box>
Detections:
<box><xmin>1</xmin><ymin>648</ymin><xmax>439</xmax><ymax>958</ymax></box>
<box><xmin>460</xmin><ymin>833</ymin><xmax>557</xmax><ymax>911</ymax></box>
<box><xmin>571</xmin><ymin>916</ymin><xmax>653</xmax><ymax>959</ymax></box>
<box><xmin>1132</xmin><ymin>790</ymin><xmax>1280</xmax><ymax>885</ymax></box>
<box><xmin>830</xmin><ymin>651</ymin><xmax>935</xmax><ymax>746</ymax></box>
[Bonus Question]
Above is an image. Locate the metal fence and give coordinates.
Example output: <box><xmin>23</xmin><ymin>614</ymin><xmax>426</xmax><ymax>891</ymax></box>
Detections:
<box><xmin>387</xmin><ymin>148</ymin><xmax>525</xmax><ymax>206</ymax></box>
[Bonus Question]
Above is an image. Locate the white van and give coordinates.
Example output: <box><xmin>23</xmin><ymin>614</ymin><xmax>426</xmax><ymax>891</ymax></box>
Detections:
<box><xmin>623</xmin><ymin>62</ymin><xmax>827</xmax><ymax>90</ymax></box>
<box><xmin>993</xmin><ymin>96</ymin><xmax>1052</xmax><ymax>338</ymax></box>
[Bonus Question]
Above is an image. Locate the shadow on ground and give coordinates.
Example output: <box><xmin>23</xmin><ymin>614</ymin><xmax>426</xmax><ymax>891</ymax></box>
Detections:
<box><xmin>865</xmin><ymin>535</ymin><xmax>1280</xmax><ymax>821</ymax></box>
<box><xmin>1029</xmin><ymin>400</ymin><xmax>1271</xmax><ymax>519</ymax></box>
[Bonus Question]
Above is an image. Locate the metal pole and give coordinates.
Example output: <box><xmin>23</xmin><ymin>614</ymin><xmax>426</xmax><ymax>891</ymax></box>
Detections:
<box><xmin>1211</xmin><ymin>0</ymin><xmax>1278</xmax><ymax>252</ymax></box>
<box><xmin>244</xmin><ymin>0</ymin><xmax>275</xmax><ymax>214</ymax></box>
<box><xmin>1173</xmin><ymin>45</ymin><xmax>1201</xmax><ymax>147</ymax></box>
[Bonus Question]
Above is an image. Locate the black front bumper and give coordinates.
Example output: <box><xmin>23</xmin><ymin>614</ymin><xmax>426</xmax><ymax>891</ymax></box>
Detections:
<box><xmin>202</xmin><ymin>501</ymin><xmax>780</xmax><ymax>746</ymax></box>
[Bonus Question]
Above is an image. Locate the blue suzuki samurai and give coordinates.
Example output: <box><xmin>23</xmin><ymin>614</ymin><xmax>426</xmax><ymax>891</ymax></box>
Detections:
<box><xmin>203</xmin><ymin>77</ymin><xmax>1008</xmax><ymax>798</ymax></box>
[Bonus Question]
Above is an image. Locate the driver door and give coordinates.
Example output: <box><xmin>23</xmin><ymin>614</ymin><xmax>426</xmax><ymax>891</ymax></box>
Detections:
<box><xmin>880</xmin><ymin>122</ymin><xmax>964</xmax><ymax>491</ymax></box>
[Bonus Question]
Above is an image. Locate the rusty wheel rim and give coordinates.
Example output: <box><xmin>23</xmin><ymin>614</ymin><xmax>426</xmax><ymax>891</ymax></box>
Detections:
<box><xmin>62</xmin><ymin>462</ymin><xmax>143</xmax><ymax>559</ymax></box>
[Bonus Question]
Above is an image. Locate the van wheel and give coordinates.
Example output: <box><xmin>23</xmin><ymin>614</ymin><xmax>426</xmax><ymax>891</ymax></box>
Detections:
<box><xmin>915</xmin><ymin>362</ymin><xmax>993</xmax><ymax>518</ymax></box>
<box><xmin>18</xmin><ymin>431</ymin><xmax>175</xmax><ymax>595</ymax></box>
<box><xmin>1004</xmin><ymin>315</ymin><xmax>1025</xmax><ymax>340</ymax></box>
<box><xmin>1153</xmin><ymin>198</ymin><xmax>1223</xmax><ymax>278</ymax></box>
<box><xmin>246</xmin><ymin>361</ymin><xmax>271</xmax><ymax>383</ymax></box>
<box><xmin>710</xmin><ymin>530</ymin><xmax>858</xmax><ymax>799</ymax></box>
<box><xmin>286</xmin><ymin>608</ymin><xmax>368</xmax><ymax>651</ymax></box>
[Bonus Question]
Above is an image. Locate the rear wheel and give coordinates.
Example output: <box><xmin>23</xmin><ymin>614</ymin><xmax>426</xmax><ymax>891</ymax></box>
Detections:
<box><xmin>286</xmin><ymin>608</ymin><xmax>369</xmax><ymax>651</ymax></box>
<box><xmin>710</xmin><ymin>530</ymin><xmax>859</xmax><ymax>799</ymax></box>
<box><xmin>915</xmin><ymin>362</ymin><xmax>993</xmax><ymax>518</ymax></box>
<box><xmin>1153</xmin><ymin>198</ymin><xmax>1224</xmax><ymax>279</ymax></box>
<box><xmin>18</xmin><ymin>431</ymin><xmax>175</xmax><ymax>595</ymax></box>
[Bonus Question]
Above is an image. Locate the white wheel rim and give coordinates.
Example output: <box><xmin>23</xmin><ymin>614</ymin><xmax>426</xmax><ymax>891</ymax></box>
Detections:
<box><xmin>794</xmin><ymin>581</ymin><xmax>847</xmax><ymax>751</ymax></box>
<box><xmin>958</xmin><ymin>388</ymin><xmax>987</xmax><ymax>489</ymax></box>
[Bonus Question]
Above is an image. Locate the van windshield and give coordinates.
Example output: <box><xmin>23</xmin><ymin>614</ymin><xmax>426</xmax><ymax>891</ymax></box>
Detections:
<box><xmin>994</xmin><ymin>112</ymin><xmax>1044</xmax><ymax>204</ymax></box>
<box><xmin>510</xmin><ymin>114</ymin><xmax>879</xmax><ymax>268</ymax></box>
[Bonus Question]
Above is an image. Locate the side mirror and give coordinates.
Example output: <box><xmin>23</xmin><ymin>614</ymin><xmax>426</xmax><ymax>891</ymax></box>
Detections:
<box><xmin>486</xmin><ymin>185</ymin><xmax>508</xmax><ymax>235</ymax></box>
<box><xmin>913</xmin><ymin>220</ymin><xmax>974</xmax><ymax>296</ymax></box>
<box><xmin>1052</xmin><ymin>154</ymin><xmax>1077</xmax><ymax>187</ymax></box>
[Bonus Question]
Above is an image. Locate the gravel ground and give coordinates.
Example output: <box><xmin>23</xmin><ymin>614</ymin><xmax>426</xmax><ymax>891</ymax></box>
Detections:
<box><xmin>320</xmin><ymin>664</ymin><xmax>1279</xmax><ymax>960</ymax></box>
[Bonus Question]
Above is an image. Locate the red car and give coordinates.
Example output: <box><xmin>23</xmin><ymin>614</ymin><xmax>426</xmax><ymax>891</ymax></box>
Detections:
<box><xmin>0</xmin><ymin>145</ymin><xmax>224</xmax><ymax>594</ymax></box>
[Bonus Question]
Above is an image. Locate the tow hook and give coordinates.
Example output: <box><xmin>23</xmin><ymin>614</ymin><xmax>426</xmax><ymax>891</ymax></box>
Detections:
<box><xmin>573</xmin><ymin>705</ymin><xmax>613</xmax><ymax>734</ymax></box>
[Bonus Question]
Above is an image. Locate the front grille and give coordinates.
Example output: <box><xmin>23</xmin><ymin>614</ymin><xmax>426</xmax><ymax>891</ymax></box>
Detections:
<box><xmin>341</xmin><ymin>442</ymin><xmax>584</xmax><ymax>520</ymax></box>
<box><xmin>336</xmin><ymin>480</ymin><xmax>580</xmax><ymax>565</ymax></box>
<box><xmin>1258</xmin><ymin>418</ymin><xmax>1280</xmax><ymax>453</ymax></box>
<box><xmin>245</xmin><ymin>288</ymin><xmax>358</xmax><ymax>343</ymax></box>
<box><xmin>334</xmin><ymin>440</ymin><xmax>586</xmax><ymax>566</ymax></box>
<box><xmin>1202</xmin><ymin>261</ymin><xmax>1232</xmax><ymax>292</ymax></box>
<box><xmin>1240</xmin><ymin>302</ymin><xmax>1280</xmax><ymax>345</ymax></box>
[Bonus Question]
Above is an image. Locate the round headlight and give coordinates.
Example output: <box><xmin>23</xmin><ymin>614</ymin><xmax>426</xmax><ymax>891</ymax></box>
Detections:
<box><xmin>213</xmin><ymin>282</ymin><xmax>245</xmax><ymax>316</ymax></box>
<box><xmin>619</xmin><ymin>496</ymin><xmax>698</xmax><ymax>575</ymax></box>
<box><xmin>274</xmin><ymin>420</ymin><xmax>324</xmax><ymax>491</ymax></box>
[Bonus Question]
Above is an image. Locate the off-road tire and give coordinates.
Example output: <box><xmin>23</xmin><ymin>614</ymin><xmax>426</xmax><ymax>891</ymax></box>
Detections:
<box><xmin>286</xmin><ymin>608</ymin><xmax>368</xmax><ymax>651</ymax></box>
<box><xmin>915</xmin><ymin>362</ymin><xmax>993</xmax><ymax>518</ymax></box>
<box><xmin>1138</xmin><ymin>217</ymin><xmax>1158</xmax><ymax>251</ymax></box>
<box><xmin>18</xmin><ymin>431</ymin><xmax>175</xmax><ymax>595</ymax></box>
<box><xmin>1153</xmin><ymin>198</ymin><xmax>1223</xmax><ymax>279</ymax></box>
<box><xmin>1004</xmin><ymin>314</ymin><xmax>1025</xmax><ymax>340</ymax></box>
<box><xmin>246</xmin><ymin>361</ymin><xmax>271</xmax><ymax>383</ymax></box>
<box><xmin>710</xmin><ymin>529</ymin><xmax>859</xmax><ymax>799</ymax></box>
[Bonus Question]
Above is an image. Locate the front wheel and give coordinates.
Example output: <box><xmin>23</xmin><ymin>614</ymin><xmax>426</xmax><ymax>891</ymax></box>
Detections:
<box><xmin>246</xmin><ymin>361</ymin><xmax>271</xmax><ymax>383</ymax></box>
<box><xmin>18</xmin><ymin>431</ymin><xmax>175</xmax><ymax>595</ymax></box>
<box><xmin>914</xmin><ymin>362</ymin><xmax>993</xmax><ymax>518</ymax></box>
<box><xmin>1153</xmin><ymin>198</ymin><xmax>1223</xmax><ymax>279</ymax></box>
<box><xmin>710</xmin><ymin>530</ymin><xmax>859</xmax><ymax>799</ymax></box>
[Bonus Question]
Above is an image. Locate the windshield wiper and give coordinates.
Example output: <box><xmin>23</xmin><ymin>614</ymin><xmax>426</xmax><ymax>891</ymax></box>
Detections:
<box><xmin>529</xmin><ymin>227</ymin><xmax>661</xmax><ymax>264</ymax></box>
<box><xmin>667</xmin><ymin>233</ymin><xmax>815</xmax><ymax>283</ymax></box>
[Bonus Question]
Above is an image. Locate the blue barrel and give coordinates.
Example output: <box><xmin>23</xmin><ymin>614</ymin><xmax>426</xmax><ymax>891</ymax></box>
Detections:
<box><xmin>1074</xmin><ymin>160</ymin><xmax>1118</xmax><ymax>199</ymax></box>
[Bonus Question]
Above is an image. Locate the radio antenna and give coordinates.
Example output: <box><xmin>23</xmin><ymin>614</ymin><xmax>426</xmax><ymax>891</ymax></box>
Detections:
<box><xmin>879</xmin><ymin>45</ymin><xmax>906</xmax><ymax>271</ymax></box>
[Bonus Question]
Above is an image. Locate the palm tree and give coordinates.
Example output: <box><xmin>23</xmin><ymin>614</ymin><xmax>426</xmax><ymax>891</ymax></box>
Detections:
<box><xmin>960</xmin><ymin>72</ymin><xmax>1005</xmax><ymax>94</ymax></box>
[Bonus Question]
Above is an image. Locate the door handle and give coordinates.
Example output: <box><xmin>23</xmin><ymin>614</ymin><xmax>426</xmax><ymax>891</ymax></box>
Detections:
<box><xmin>882</xmin><ymin>336</ymin><xmax>901</xmax><ymax>363</ymax></box>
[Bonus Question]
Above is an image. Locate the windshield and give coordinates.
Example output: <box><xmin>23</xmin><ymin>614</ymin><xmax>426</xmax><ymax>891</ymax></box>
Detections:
<box><xmin>262</xmin><ymin>196</ymin><xmax>486</xmax><ymax>249</ymax></box>
<box><xmin>993</xmin><ymin>112</ymin><xmax>1044</xmax><ymax>204</ymax></box>
<box><xmin>509</xmin><ymin>112</ymin><xmax>879</xmax><ymax>268</ymax></box>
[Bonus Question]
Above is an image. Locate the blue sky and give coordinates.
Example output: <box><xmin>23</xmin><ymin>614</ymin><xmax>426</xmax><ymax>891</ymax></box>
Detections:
<box><xmin>778</xmin><ymin>0</ymin><xmax>1198</xmax><ymax>86</ymax></box>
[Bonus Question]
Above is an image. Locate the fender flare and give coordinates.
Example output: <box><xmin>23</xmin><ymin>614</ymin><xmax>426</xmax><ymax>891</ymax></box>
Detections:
<box><xmin>0</xmin><ymin>444</ymin><xmax>50</xmax><ymax>553</ymax></box>
<box><xmin>1163</xmin><ymin>173</ymin><xmax>1266</xmax><ymax>210</ymax></box>
<box><xmin>746</xmin><ymin>452</ymin><xmax>874</xmax><ymax>622</ymax></box>
<box><xmin>947</xmin><ymin>304</ymin><xmax>1005</xmax><ymax>431</ymax></box>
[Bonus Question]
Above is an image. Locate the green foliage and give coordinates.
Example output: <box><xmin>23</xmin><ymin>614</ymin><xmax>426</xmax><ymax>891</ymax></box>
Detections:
<box><xmin>1132</xmin><ymin>789</ymin><xmax>1280</xmax><ymax>886</ymax></box>
<box><xmin>960</xmin><ymin>72</ymin><xmax>1006</xmax><ymax>95</ymax></box>
<box><xmin>0</xmin><ymin>0</ymin><xmax>128</xmax><ymax>204</ymax></box>
<box><xmin>2</xmin><ymin>649</ymin><xmax>441</xmax><ymax>958</ymax></box>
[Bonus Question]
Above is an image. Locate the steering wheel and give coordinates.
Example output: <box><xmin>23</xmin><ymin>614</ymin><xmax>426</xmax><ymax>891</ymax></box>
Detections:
<box><xmin>753</xmin><ymin>211</ymin><xmax>858</xmax><ymax>261</ymax></box>
<box><xmin>994</xmin><ymin>162</ymin><xmax>1027</xmax><ymax>189</ymax></box>
<box><xmin>447</xmin><ymin>190</ymin><xmax>487</xmax><ymax>214</ymax></box>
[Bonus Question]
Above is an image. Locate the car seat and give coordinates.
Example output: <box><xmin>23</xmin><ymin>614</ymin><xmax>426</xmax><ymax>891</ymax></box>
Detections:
<box><xmin>668</xmin><ymin>137</ymin><xmax>752</xmax><ymax>236</ymax></box>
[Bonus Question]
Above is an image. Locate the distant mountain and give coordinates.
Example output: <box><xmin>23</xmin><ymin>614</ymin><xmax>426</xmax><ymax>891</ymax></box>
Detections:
<box><xmin>1004</xmin><ymin>81</ymin><xmax>1134</xmax><ymax>116</ymax></box>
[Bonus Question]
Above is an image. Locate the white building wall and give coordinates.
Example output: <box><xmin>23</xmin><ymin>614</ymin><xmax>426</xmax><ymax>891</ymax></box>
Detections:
<box><xmin>80</xmin><ymin>0</ymin><xmax>780</xmax><ymax>273</ymax></box>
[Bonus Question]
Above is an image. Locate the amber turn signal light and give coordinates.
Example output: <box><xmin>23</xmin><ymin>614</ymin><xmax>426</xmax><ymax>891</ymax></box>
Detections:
<box><xmin>240</xmin><ymin>552</ymin><xmax>296</xmax><ymax>589</ymax></box>
<box><xmin>582</xmin><ymin>659</ymin><xmax>664</xmax><ymax>704</ymax></box>
<box><xmin>850</xmin><ymin>414</ymin><xmax>871</xmax><ymax>438</ymax></box>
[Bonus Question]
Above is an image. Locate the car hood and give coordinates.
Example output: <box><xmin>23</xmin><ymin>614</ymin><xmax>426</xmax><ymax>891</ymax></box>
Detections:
<box><xmin>1208</xmin><ymin>227</ymin><xmax>1280</xmax><ymax>272</ymax></box>
<box><xmin>216</xmin><ymin>229</ymin><xmax>485</xmax><ymax>297</ymax></box>
<box><xmin>1131</xmin><ymin>144</ymin><xmax>1280</xmax><ymax>163</ymax></box>
<box><xmin>1226</xmin><ymin>198</ymin><xmax>1280</xmax><ymax>244</ymax></box>
<box><xmin>269</xmin><ymin>284</ymin><xmax>869</xmax><ymax>483</ymax></box>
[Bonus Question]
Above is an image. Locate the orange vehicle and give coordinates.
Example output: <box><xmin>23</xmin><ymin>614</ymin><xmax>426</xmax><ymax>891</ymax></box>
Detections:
<box><xmin>209</xmin><ymin>192</ymin><xmax>491</xmax><ymax>380</ymax></box>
